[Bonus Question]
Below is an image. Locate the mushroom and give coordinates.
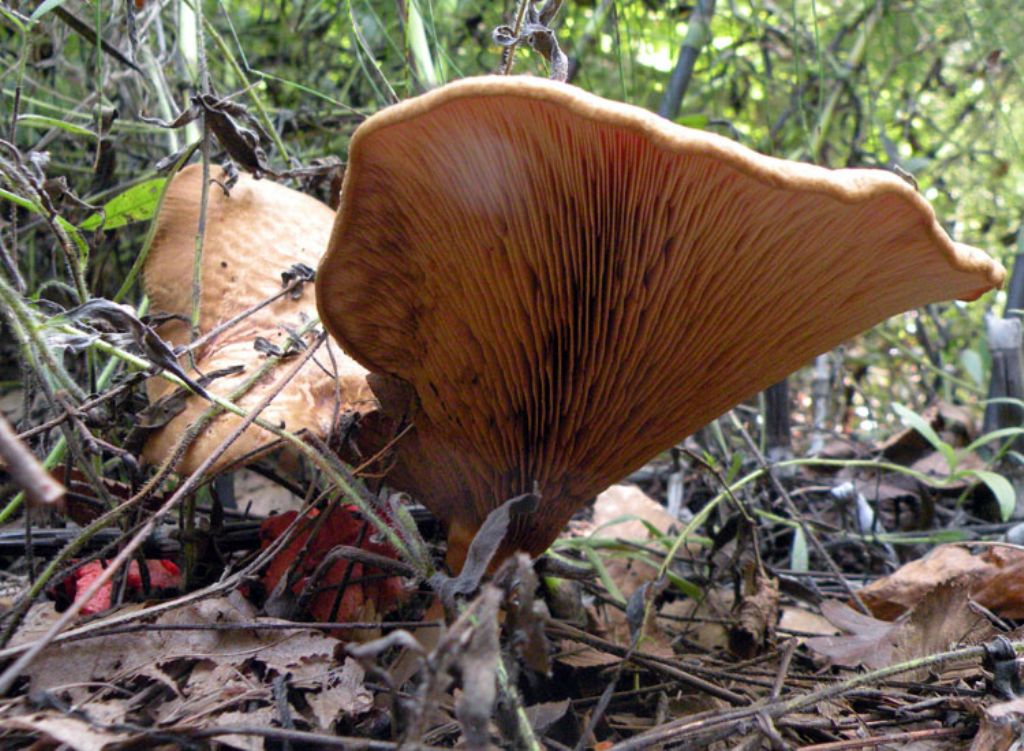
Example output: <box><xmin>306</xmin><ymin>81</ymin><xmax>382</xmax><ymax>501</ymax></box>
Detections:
<box><xmin>142</xmin><ymin>164</ymin><xmax>376</xmax><ymax>475</ymax></box>
<box><xmin>316</xmin><ymin>76</ymin><xmax>1005</xmax><ymax>571</ymax></box>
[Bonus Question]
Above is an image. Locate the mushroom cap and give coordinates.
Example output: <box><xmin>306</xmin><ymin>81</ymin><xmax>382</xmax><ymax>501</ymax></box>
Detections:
<box><xmin>142</xmin><ymin>164</ymin><xmax>375</xmax><ymax>474</ymax></box>
<box><xmin>317</xmin><ymin>76</ymin><xmax>1005</xmax><ymax>566</ymax></box>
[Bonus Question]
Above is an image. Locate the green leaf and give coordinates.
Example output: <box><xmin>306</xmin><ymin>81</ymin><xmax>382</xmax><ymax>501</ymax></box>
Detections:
<box><xmin>80</xmin><ymin>178</ymin><xmax>166</xmax><ymax>231</ymax></box>
<box><xmin>965</xmin><ymin>427</ymin><xmax>1024</xmax><ymax>454</ymax></box>
<box><xmin>677</xmin><ymin>114</ymin><xmax>709</xmax><ymax>129</ymax></box>
<box><xmin>405</xmin><ymin>0</ymin><xmax>438</xmax><ymax>88</ymax></box>
<box><xmin>789</xmin><ymin>526</ymin><xmax>809</xmax><ymax>573</ymax></box>
<box><xmin>959</xmin><ymin>348</ymin><xmax>985</xmax><ymax>387</ymax></box>
<box><xmin>30</xmin><ymin>0</ymin><xmax>70</xmax><ymax>21</ymax></box>
<box><xmin>874</xmin><ymin>529</ymin><xmax>971</xmax><ymax>545</ymax></box>
<box><xmin>892</xmin><ymin>403</ymin><xmax>956</xmax><ymax>473</ymax></box>
<box><xmin>17</xmin><ymin>113</ymin><xmax>95</xmax><ymax>137</ymax></box>
<box><xmin>666</xmin><ymin>571</ymin><xmax>702</xmax><ymax>599</ymax></box>
<box><xmin>725</xmin><ymin>450</ymin><xmax>743</xmax><ymax>483</ymax></box>
<box><xmin>969</xmin><ymin>470</ymin><xmax>1016</xmax><ymax>522</ymax></box>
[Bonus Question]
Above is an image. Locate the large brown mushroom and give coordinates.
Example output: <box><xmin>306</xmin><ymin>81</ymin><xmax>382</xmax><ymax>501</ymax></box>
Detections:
<box><xmin>142</xmin><ymin>164</ymin><xmax>376</xmax><ymax>475</ymax></box>
<box><xmin>316</xmin><ymin>75</ymin><xmax>1005</xmax><ymax>571</ymax></box>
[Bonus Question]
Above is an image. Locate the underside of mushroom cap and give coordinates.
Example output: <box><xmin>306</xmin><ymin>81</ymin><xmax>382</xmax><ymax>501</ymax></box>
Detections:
<box><xmin>317</xmin><ymin>75</ymin><xmax>1006</xmax><ymax>566</ymax></box>
<box><xmin>142</xmin><ymin>165</ymin><xmax>377</xmax><ymax>475</ymax></box>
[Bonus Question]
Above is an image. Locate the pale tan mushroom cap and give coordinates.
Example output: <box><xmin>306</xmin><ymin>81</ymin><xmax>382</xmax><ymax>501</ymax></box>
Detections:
<box><xmin>143</xmin><ymin>165</ymin><xmax>375</xmax><ymax>474</ymax></box>
<box><xmin>318</xmin><ymin>76</ymin><xmax>1005</xmax><ymax>563</ymax></box>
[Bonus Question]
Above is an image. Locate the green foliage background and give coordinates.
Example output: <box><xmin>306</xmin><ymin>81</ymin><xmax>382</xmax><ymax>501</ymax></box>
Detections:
<box><xmin>2</xmin><ymin>0</ymin><xmax>1023</xmax><ymax>438</ymax></box>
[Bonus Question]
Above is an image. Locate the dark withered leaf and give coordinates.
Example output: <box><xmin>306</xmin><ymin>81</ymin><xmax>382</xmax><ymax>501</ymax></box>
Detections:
<box><xmin>253</xmin><ymin>337</ymin><xmax>284</xmax><ymax>357</ymax></box>
<box><xmin>143</xmin><ymin>105</ymin><xmax>201</xmax><ymax>131</ymax></box>
<box><xmin>55</xmin><ymin>299</ymin><xmax>210</xmax><ymax>399</ymax></box>
<box><xmin>536</xmin><ymin>0</ymin><xmax>563</xmax><ymax>25</ymax></box>
<box><xmin>524</xmin><ymin>25</ymin><xmax>568</xmax><ymax>82</ymax></box>
<box><xmin>133</xmin><ymin>365</ymin><xmax>244</xmax><ymax>430</ymax></box>
<box><xmin>145</xmin><ymin>95</ymin><xmax>277</xmax><ymax>178</ymax></box>
<box><xmin>283</xmin><ymin>264</ymin><xmax>316</xmax><ymax>299</ymax></box>
<box><xmin>454</xmin><ymin>586</ymin><xmax>501</xmax><ymax>751</ymax></box>
<box><xmin>492</xmin><ymin>25</ymin><xmax>517</xmax><ymax>46</ymax></box>
<box><xmin>626</xmin><ymin>577</ymin><xmax>667</xmax><ymax>645</ymax></box>
<box><xmin>281</xmin><ymin>263</ymin><xmax>316</xmax><ymax>286</ymax></box>
<box><xmin>524</xmin><ymin>700</ymin><xmax>570</xmax><ymax>736</ymax></box>
<box><xmin>625</xmin><ymin>582</ymin><xmax>650</xmax><ymax>641</ymax></box>
<box><xmin>154</xmin><ymin>143</ymin><xmax>201</xmax><ymax>174</ymax></box>
<box><xmin>430</xmin><ymin>486</ymin><xmax>539</xmax><ymax>607</ymax></box>
<box><xmin>503</xmin><ymin>554</ymin><xmax>550</xmax><ymax>675</ymax></box>
<box><xmin>491</xmin><ymin>0</ymin><xmax>567</xmax><ymax>81</ymax></box>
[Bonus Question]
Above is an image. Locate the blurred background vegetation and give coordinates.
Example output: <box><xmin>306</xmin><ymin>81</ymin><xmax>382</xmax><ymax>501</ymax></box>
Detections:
<box><xmin>1</xmin><ymin>0</ymin><xmax>1022</xmax><ymax>446</ymax></box>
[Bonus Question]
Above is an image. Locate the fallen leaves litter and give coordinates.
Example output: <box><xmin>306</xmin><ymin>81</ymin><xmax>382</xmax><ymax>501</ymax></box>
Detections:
<box><xmin>13</xmin><ymin>592</ymin><xmax>373</xmax><ymax>746</ymax></box>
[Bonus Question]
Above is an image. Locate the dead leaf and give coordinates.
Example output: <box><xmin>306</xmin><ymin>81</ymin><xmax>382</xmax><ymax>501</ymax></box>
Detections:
<box><xmin>198</xmin><ymin>707</ymin><xmax>278</xmax><ymax>751</ymax></box>
<box><xmin>860</xmin><ymin>544</ymin><xmax>1024</xmax><ymax>621</ymax></box>
<box><xmin>0</xmin><ymin>710</ymin><xmax>131</xmax><ymax>751</ymax></box>
<box><xmin>305</xmin><ymin>658</ymin><xmax>373</xmax><ymax>729</ymax></box>
<box><xmin>431</xmin><ymin>489</ymin><xmax>539</xmax><ymax>606</ymax></box>
<box><xmin>728</xmin><ymin>568</ymin><xmax>779</xmax><ymax>659</ymax></box>
<box><xmin>454</xmin><ymin>587</ymin><xmax>501</xmax><ymax>750</ymax></box>
<box><xmin>860</xmin><ymin>546</ymin><xmax>993</xmax><ymax>620</ymax></box>
<box><xmin>970</xmin><ymin>696</ymin><xmax>1024</xmax><ymax>751</ymax></box>
<box><xmin>879</xmin><ymin>402</ymin><xmax>975</xmax><ymax>464</ymax></box>
<box><xmin>805</xmin><ymin>600</ymin><xmax>898</xmax><ymax>669</ymax></box>
<box><xmin>778</xmin><ymin>606</ymin><xmax>840</xmax><ymax>637</ymax></box>
<box><xmin>808</xmin><ymin>583</ymin><xmax>994</xmax><ymax>676</ymax></box>
<box><xmin>590</xmin><ymin>484</ymin><xmax>677</xmax><ymax>541</ymax></box>
<box><xmin>972</xmin><ymin>547</ymin><xmax>1024</xmax><ymax>618</ymax></box>
<box><xmin>20</xmin><ymin>591</ymin><xmax>372</xmax><ymax>736</ymax></box>
<box><xmin>524</xmin><ymin>699</ymin><xmax>569</xmax><ymax>735</ymax></box>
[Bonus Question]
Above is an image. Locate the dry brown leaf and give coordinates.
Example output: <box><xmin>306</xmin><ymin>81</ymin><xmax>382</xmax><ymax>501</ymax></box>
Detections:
<box><xmin>152</xmin><ymin>659</ymin><xmax>257</xmax><ymax>725</ymax></box>
<box><xmin>805</xmin><ymin>600</ymin><xmax>898</xmax><ymax>669</ymax></box>
<box><xmin>910</xmin><ymin>449</ymin><xmax>986</xmax><ymax>491</ymax></box>
<box><xmin>777</xmin><ymin>606</ymin><xmax>840</xmax><ymax>637</ymax></box>
<box><xmin>554</xmin><ymin>639</ymin><xmax>619</xmax><ymax>668</ymax></box>
<box><xmin>0</xmin><ymin>710</ymin><xmax>131</xmax><ymax>751</ymax></box>
<box><xmin>860</xmin><ymin>546</ymin><xmax>993</xmax><ymax>620</ymax></box>
<box><xmin>589</xmin><ymin>484</ymin><xmax>678</xmax><ymax>542</ymax></box>
<box><xmin>659</xmin><ymin>590</ymin><xmax>732</xmax><ymax>652</ymax></box>
<box><xmin>199</xmin><ymin>707</ymin><xmax>279</xmax><ymax>751</ymax></box>
<box><xmin>524</xmin><ymin>699</ymin><xmax>570</xmax><ymax>735</ymax></box>
<box><xmin>20</xmin><ymin>591</ymin><xmax>372</xmax><ymax>740</ymax></box>
<box><xmin>808</xmin><ymin>583</ymin><xmax>993</xmax><ymax>676</ymax></box>
<box><xmin>859</xmin><ymin>545</ymin><xmax>1024</xmax><ymax>621</ymax></box>
<box><xmin>728</xmin><ymin>569</ymin><xmax>779</xmax><ymax>659</ymax></box>
<box><xmin>879</xmin><ymin>402</ymin><xmax>976</xmax><ymax>464</ymax></box>
<box><xmin>970</xmin><ymin>696</ymin><xmax>1024</xmax><ymax>751</ymax></box>
<box><xmin>304</xmin><ymin>658</ymin><xmax>373</xmax><ymax>730</ymax></box>
<box><xmin>572</xmin><ymin>485</ymin><xmax>682</xmax><ymax>657</ymax></box>
<box><xmin>972</xmin><ymin>547</ymin><xmax>1024</xmax><ymax>618</ymax></box>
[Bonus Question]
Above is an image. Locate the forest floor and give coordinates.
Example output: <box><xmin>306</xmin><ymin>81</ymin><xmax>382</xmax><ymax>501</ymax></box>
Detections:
<box><xmin>2</xmin><ymin>396</ymin><xmax>1024</xmax><ymax>750</ymax></box>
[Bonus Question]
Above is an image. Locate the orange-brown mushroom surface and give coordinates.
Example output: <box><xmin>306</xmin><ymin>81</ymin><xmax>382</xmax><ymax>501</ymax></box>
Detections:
<box><xmin>317</xmin><ymin>76</ymin><xmax>1006</xmax><ymax>570</ymax></box>
<box><xmin>143</xmin><ymin>164</ymin><xmax>375</xmax><ymax>475</ymax></box>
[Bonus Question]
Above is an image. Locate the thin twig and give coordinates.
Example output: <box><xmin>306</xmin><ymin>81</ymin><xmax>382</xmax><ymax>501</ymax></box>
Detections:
<box><xmin>0</xmin><ymin>414</ymin><xmax>64</xmax><ymax>508</ymax></box>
